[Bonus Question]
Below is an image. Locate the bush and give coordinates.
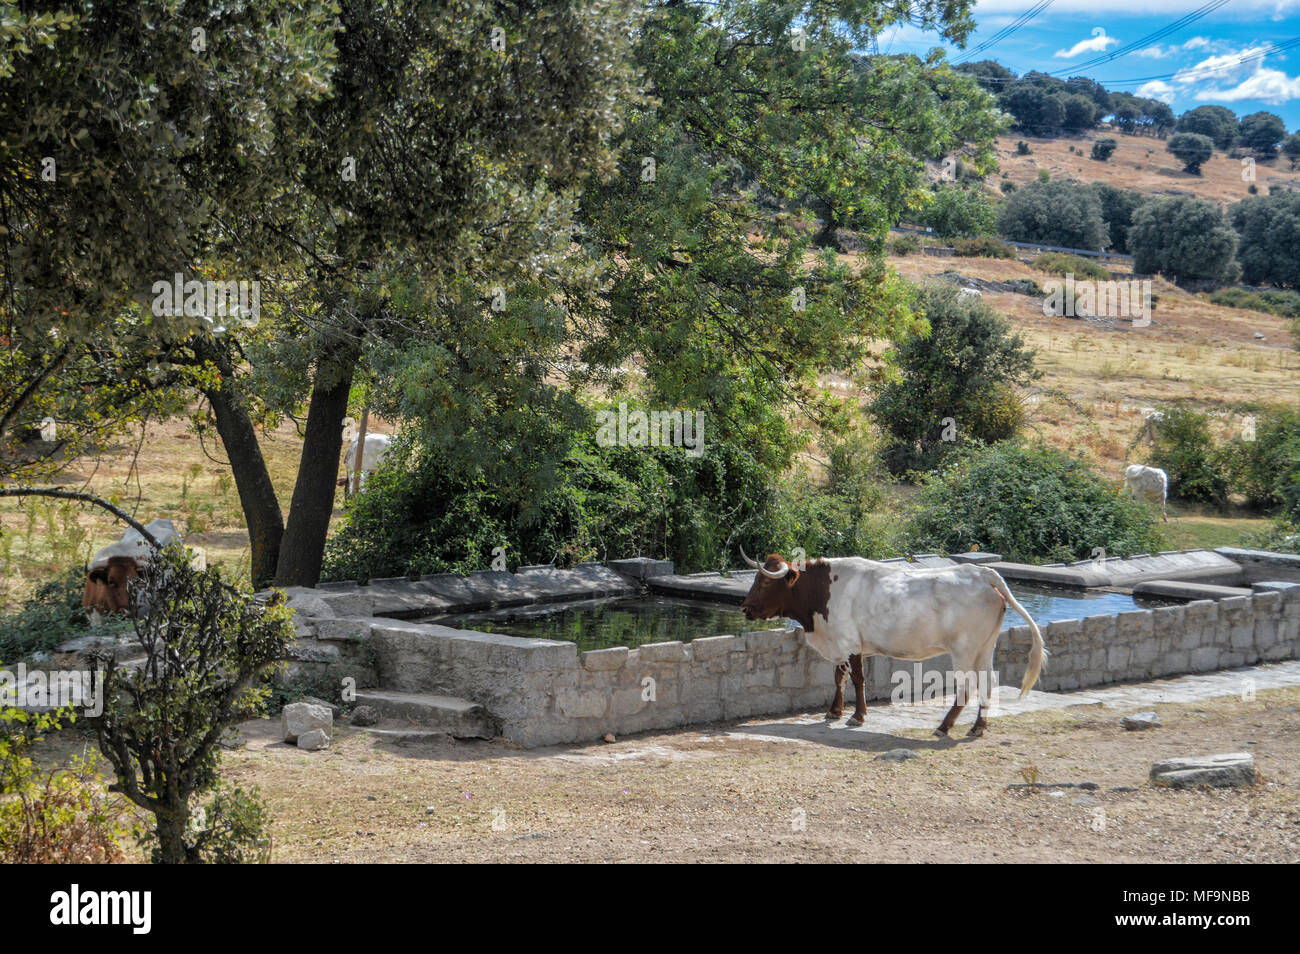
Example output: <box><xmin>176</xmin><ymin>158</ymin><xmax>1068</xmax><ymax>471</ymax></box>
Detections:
<box><xmin>0</xmin><ymin>706</ymin><xmax>133</xmax><ymax>863</ymax></box>
<box><xmin>322</xmin><ymin>415</ymin><xmax>892</xmax><ymax>578</ymax></box>
<box><xmin>902</xmin><ymin>443</ymin><xmax>1162</xmax><ymax>563</ymax></box>
<box><xmin>997</xmin><ymin>179</ymin><xmax>1109</xmax><ymax>251</ymax></box>
<box><xmin>1167</xmin><ymin>133</ymin><xmax>1214</xmax><ymax>174</ymax></box>
<box><xmin>1031</xmin><ymin>252</ymin><xmax>1110</xmax><ymax>281</ymax></box>
<box><xmin>918</xmin><ymin>185</ymin><xmax>996</xmax><ymax>239</ymax></box>
<box><xmin>999</xmin><ymin>180</ymin><xmax>1017</xmax><ymax>194</ymax></box>
<box><xmin>1147</xmin><ymin>407</ymin><xmax>1232</xmax><ymax>504</ymax></box>
<box><xmin>889</xmin><ymin>235</ymin><xmax>919</xmax><ymax>256</ymax></box>
<box><xmin>1208</xmin><ymin>287</ymin><xmax>1300</xmax><ymax>319</ymax></box>
<box><xmin>1016</xmin><ymin>140</ymin><xmax>1032</xmax><ymax>156</ymax></box>
<box><xmin>871</xmin><ymin>283</ymin><xmax>1039</xmax><ymax>475</ymax></box>
<box><xmin>1091</xmin><ymin>138</ymin><xmax>1117</xmax><ymax>161</ymax></box>
<box><xmin>1230</xmin><ymin>189</ymin><xmax>1300</xmax><ymax>288</ymax></box>
<box><xmin>950</xmin><ymin>235</ymin><xmax>1016</xmax><ymax>258</ymax></box>
<box><xmin>1129</xmin><ymin>197</ymin><xmax>1240</xmax><ymax>286</ymax></box>
<box><xmin>1225</xmin><ymin>405</ymin><xmax>1300</xmax><ymax>518</ymax></box>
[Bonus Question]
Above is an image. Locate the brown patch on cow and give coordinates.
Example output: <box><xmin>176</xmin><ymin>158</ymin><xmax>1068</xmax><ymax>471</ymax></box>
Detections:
<box><xmin>738</xmin><ymin>553</ymin><xmax>832</xmax><ymax>635</ymax></box>
<box><xmin>83</xmin><ymin>556</ymin><xmax>140</xmax><ymax>616</ymax></box>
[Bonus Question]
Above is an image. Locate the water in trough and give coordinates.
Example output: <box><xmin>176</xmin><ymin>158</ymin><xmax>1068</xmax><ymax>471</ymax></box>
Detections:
<box><xmin>431</xmin><ymin>584</ymin><xmax>1176</xmax><ymax>655</ymax></box>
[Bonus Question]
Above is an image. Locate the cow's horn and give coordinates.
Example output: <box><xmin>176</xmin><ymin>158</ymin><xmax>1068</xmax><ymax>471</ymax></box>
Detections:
<box><xmin>739</xmin><ymin>545</ymin><xmax>762</xmax><ymax>569</ymax></box>
<box><xmin>760</xmin><ymin>561</ymin><xmax>790</xmax><ymax>579</ymax></box>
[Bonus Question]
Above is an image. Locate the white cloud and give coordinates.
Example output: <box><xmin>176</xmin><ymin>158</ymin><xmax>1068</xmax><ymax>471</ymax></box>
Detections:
<box><xmin>1182</xmin><ymin>36</ymin><xmax>1211</xmax><ymax>50</ymax></box>
<box><xmin>1137</xmin><ymin>80</ymin><xmax>1176</xmax><ymax>103</ymax></box>
<box><xmin>1195</xmin><ymin>68</ymin><xmax>1300</xmax><ymax>104</ymax></box>
<box><xmin>1055</xmin><ymin>27</ymin><xmax>1118</xmax><ymax>59</ymax></box>
<box><xmin>975</xmin><ymin>0</ymin><xmax>1298</xmax><ymax>13</ymax></box>
<box><xmin>1173</xmin><ymin>46</ymin><xmax>1273</xmax><ymax>87</ymax></box>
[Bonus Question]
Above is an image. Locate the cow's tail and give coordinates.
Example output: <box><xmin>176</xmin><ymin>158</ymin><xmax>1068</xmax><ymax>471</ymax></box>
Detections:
<box><xmin>983</xmin><ymin>568</ymin><xmax>1047</xmax><ymax>698</ymax></box>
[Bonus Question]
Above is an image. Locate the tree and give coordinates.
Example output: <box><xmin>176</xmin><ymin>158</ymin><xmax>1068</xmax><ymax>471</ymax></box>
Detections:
<box><xmin>1167</xmin><ymin>132</ymin><xmax>1214</xmax><ymax>174</ymax></box>
<box><xmin>1129</xmin><ymin>197</ymin><xmax>1240</xmax><ymax>285</ymax></box>
<box><xmin>997</xmin><ymin>179</ymin><xmax>1110</xmax><ymax>251</ymax></box>
<box><xmin>94</xmin><ymin>550</ymin><xmax>294</xmax><ymax>863</ymax></box>
<box><xmin>1231</xmin><ymin>189</ymin><xmax>1300</xmax><ymax>288</ymax></box>
<box><xmin>1066</xmin><ymin>77</ymin><xmax>1112</xmax><ymax>115</ymax></box>
<box><xmin>956</xmin><ymin>60</ymin><xmax>1015</xmax><ymax>93</ymax></box>
<box><xmin>1177</xmin><ymin>105</ymin><xmax>1238</xmax><ymax>150</ymax></box>
<box><xmin>1283</xmin><ymin>133</ymin><xmax>1300</xmax><ymax>170</ymax></box>
<box><xmin>998</xmin><ymin>83</ymin><xmax>1064</xmax><ymax>135</ymax></box>
<box><xmin>1091</xmin><ymin>138</ymin><xmax>1117</xmax><ymax>161</ymax></box>
<box><xmin>918</xmin><ymin>185</ymin><xmax>996</xmax><ymax>239</ymax></box>
<box><xmin>872</xmin><ymin>283</ymin><xmax>1040</xmax><ymax>475</ymax></box>
<box><xmin>1091</xmin><ymin>184</ymin><xmax>1147</xmax><ymax>254</ymax></box>
<box><xmin>1239</xmin><ymin>111</ymin><xmax>1287</xmax><ymax>154</ymax></box>
<box><xmin>1148</xmin><ymin>407</ymin><xmax>1231</xmax><ymax>504</ymax></box>
<box><xmin>1059</xmin><ymin>93</ymin><xmax>1098</xmax><ymax>133</ymax></box>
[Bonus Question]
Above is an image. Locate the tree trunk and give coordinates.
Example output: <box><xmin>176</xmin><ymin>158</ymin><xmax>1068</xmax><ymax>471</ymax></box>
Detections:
<box><xmin>273</xmin><ymin>347</ymin><xmax>358</xmax><ymax>587</ymax></box>
<box><xmin>199</xmin><ymin>348</ymin><xmax>285</xmax><ymax>589</ymax></box>
<box><xmin>154</xmin><ymin>804</ymin><xmax>190</xmax><ymax>864</ymax></box>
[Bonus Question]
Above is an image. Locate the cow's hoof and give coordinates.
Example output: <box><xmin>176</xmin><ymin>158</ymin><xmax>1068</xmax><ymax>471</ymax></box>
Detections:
<box><xmin>966</xmin><ymin>727</ymin><xmax>985</xmax><ymax>738</ymax></box>
<box><xmin>847</xmin><ymin>715</ymin><xmax>865</xmax><ymax>727</ymax></box>
<box><xmin>932</xmin><ymin>727</ymin><xmax>950</xmax><ymax>738</ymax></box>
<box><xmin>824</xmin><ymin>712</ymin><xmax>842</xmax><ymax>721</ymax></box>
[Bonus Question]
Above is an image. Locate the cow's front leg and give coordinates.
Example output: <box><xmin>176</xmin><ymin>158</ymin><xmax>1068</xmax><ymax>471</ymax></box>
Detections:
<box><xmin>967</xmin><ymin>705</ymin><xmax>988</xmax><ymax>738</ymax></box>
<box><xmin>846</xmin><ymin>654</ymin><xmax>867</xmax><ymax>727</ymax></box>
<box><xmin>826</xmin><ymin>661</ymin><xmax>848</xmax><ymax>719</ymax></box>
<box><xmin>934</xmin><ymin>701</ymin><xmax>965</xmax><ymax>737</ymax></box>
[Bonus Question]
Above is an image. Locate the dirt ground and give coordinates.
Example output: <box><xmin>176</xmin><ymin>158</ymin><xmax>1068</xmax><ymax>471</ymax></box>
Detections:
<box><xmin>161</xmin><ymin>683</ymin><xmax>1300</xmax><ymax>863</ymax></box>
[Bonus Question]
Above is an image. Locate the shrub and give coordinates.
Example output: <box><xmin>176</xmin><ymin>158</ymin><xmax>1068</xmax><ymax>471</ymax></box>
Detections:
<box><xmin>1167</xmin><ymin>133</ymin><xmax>1214</xmax><ymax>174</ymax></box>
<box><xmin>999</xmin><ymin>180</ymin><xmax>1017</xmax><ymax>194</ymax></box>
<box><xmin>1031</xmin><ymin>252</ymin><xmax>1109</xmax><ymax>281</ymax></box>
<box><xmin>871</xmin><ymin>283</ymin><xmax>1039</xmax><ymax>475</ymax></box>
<box><xmin>1284</xmin><ymin>133</ymin><xmax>1300</xmax><ymax>170</ymax></box>
<box><xmin>1208</xmin><ymin>287</ymin><xmax>1300</xmax><ymax>319</ymax></box>
<box><xmin>997</xmin><ymin>179</ymin><xmax>1109</xmax><ymax>251</ymax></box>
<box><xmin>1129</xmin><ymin>197</ymin><xmax>1240</xmax><ymax>286</ymax></box>
<box><xmin>1230</xmin><ymin>189</ymin><xmax>1300</xmax><ymax>288</ymax></box>
<box><xmin>94</xmin><ymin>550</ymin><xmax>292</xmax><ymax>863</ymax></box>
<box><xmin>950</xmin><ymin>235</ymin><xmax>1016</xmax><ymax>258</ymax></box>
<box><xmin>1016</xmin><ymin>140</ymin><xmax>1031</xmax><ymax>156</ymax></box>
<box><xmin>0</xmin><ymin>567</ymin><xmax>133</xmax><ymax>663</ymax></box>
<box><xmin>1224</xmin><ymin>405</ymin><xmax>1300</xmax><ymax>518</ymax></box>
<box><xmin>902</xmin><ymin>443</ymin><xmax>1162</xmax><ymax>563</ymax></box>
<box><xmin>1147</xmin><ymin>407</ymin><xmax>1232</xmax><ymax>504</ymax></box>
<box><xmin>0</xmin><ymin>706</ymin><xmax>134</xmax><ymax>863</ymax></box>
<box><xmin>890</xmin><ymin>235</ymin><xmax>919</xmax><ymax>256</ymax></box>
<box><xmin>1091</xmin><ymin>138</ymin><xmax>1116</xmax><ymax>161</ymax></box>
<box><xmin>918</xmin><ymin>184</ymin><xmax>996</xmax><ymax>239</ymax></box>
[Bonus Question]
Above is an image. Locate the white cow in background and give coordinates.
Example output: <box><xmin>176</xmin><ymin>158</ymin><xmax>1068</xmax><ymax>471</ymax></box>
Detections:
<box><xmin>1124</xmin><ymin>464</ymin><xmax>1168</xmax><ymax>520</ymax></box>
<box><xmin>341</xmin><ymin>433</ymin><xmax>394</xmax><ymax>496</ymax></box>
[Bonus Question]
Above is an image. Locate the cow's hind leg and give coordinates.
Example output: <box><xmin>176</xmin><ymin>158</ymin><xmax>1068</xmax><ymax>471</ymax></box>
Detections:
<box><xmin>826</xmin><ymin>660</ymin><xmax>848</xmax><ymax>720</ymax></box>
<box><xmin>846</xmin><ymin>655</ymin><xmax>867</xmax><ymax>727</ymax></box>
<box><xmin>966</xmin><ymin>629</ymin><xmax>1001</xmax><ymax>738</ymax></box>
<box><xmin>934</xmin><ymin>700</ymin><xmax>964</xmax><ymax>737</ymax></box>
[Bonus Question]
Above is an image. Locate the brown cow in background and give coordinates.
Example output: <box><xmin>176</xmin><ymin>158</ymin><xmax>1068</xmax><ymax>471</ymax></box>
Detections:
<box><xmin>81</xmin><ymin>519</ymin><xmax>193</xmax><ymax>624</ymax></box>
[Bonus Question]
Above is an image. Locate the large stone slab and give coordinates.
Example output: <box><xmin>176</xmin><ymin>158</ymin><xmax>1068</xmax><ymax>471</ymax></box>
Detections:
<box><xmin>1132</xmin><ymin>580</ymin><xmax>1253</xmax><ymax>601</ymax></box>
<box><xmin>1149</xmin><ymin>752</ymin><xmax>1255</xmax><ymax>789</ymax></box>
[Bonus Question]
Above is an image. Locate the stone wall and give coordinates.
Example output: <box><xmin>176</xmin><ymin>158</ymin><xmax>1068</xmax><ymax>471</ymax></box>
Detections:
<box><xmin>279</xmin><ymin>569</ymin><xmax>1300</xmax><ymax>748</ymax></box>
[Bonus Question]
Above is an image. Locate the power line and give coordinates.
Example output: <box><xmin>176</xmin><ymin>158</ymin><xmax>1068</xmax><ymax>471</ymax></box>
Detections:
<box><xmin>1101</xmin><ymin>36</ymin><xmax>1300</xmax><ymax>87</ymax></box>
<box><xmin>1049</xmin><ymin>0</ymin><xmax>1232</xmax><ymax>76</ymax></box>
<box><xmin>952</xmin><ymin>0</ymin><xmax>1054</xmax><ymax>65</ymax></box>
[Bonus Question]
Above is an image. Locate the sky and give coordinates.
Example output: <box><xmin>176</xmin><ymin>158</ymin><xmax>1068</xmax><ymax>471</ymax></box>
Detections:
<box><xmin>879</xmin><ymin>0</ymin><xmax>1300</xmax><ymax>131</ymax></box>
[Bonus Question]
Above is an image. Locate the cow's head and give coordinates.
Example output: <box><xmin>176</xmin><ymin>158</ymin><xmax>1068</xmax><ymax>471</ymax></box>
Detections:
<box><xmin>739</xmin><ymin>549</ymin><xmax>801</xmax><ymax>621</ymax></box>
<box><xmin>83</xmin><ymin>556</ymin><xmax>141</xmax><ymax>615</ymax></box>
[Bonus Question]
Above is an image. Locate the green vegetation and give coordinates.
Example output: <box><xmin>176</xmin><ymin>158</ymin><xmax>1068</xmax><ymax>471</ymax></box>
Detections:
<box><xmin>1230</xmin><ymin>189</ymin><xmax>1300</xmax><ymax>289</ymax></box>
<box><xmin>1130</xmin><ymin>197</ymin><xmax>1241</xmax><ymax>285</ymax></box>
<box><xmin>1147</xmin><ymin>407</ymin><xmax>1232</xmax><ymax>504</ymax></box>
<box><xmin>903</xmin><ymin>443</ymin><xmax>1162</xmax><ymax>563</ymax></box>
<box><xmin>1176</xmin><ymin>105</ymin><xmax>1238</xmax><ymax>150</ymax></box>
<box><xmin>1031</xmin><ymin>252</ymin><xmax>1110</xmax><ymax>281</ymax></box>
<box><xmin>1207</xmin><ymin>287</ymin><xmax>1300</xmax><ymax>319</ymax></box>
<box><xmin>1167</xmin><ymin>132</ymin><xmax>1214</xmax><ymax>174</ymax></box>
<box><xmin>997</xmin><ymin>179</ymin><xmax>1109</xmax><ymax>251</ymax></box>
<box><xmin>1091</xmin><ymin>138</ymin><xmax>1117</xmax><ymax>161</ymax></box>
<box><xmin>951</xmin><ymin>235</ymin><xmax>1017</xmax><ymax>258</ymax></box>
<box><xmin>918</xmin><ymin>184</ymin><xmax>996</xmax><ymax>239</ymax></box>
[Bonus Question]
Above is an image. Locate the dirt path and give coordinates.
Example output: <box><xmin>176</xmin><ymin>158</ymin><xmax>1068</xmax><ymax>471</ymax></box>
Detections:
<box><xmin>215</xmin><ymin>665</ymin><xmax>1300</xmax><ymax>863</ymax></box>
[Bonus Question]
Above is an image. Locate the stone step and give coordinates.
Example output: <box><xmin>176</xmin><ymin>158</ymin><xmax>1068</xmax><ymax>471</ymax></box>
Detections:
<box><xmin>1132</xmin><ymin>580</ymin><xmax>1254</xmax><ymax>601</ymax></box>
<box><xmin>352</xmin><ymin>690</ymin><xmax>494</xmax><ymax>739</ymax></box>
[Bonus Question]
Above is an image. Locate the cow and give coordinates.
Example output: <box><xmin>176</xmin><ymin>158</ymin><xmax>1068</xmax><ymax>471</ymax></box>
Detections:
<box><xmin>82</xmin><ymin>519</ymin><xmax>183</xmax><ymax>624</ymax></box>
<box><xmin>1124</xmin><ymin>464</ymin><xmax>1168</xmax><ymax>520</ymax></box>
<box><xmin>337</xmin><ymin>432</ymin><xmax>393</xmax><ymax>496</ymax></box>
<box><xmin>739</xmin><ymin>549</ymin><xmax>1046</xmax><ymax>738</ymax></box>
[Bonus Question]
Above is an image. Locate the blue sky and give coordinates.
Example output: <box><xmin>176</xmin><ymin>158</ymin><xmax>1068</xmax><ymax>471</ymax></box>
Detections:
<box><xmin>880</xmin><ymin>0</ymin><xmax>1300</xmax><ymax>130</ymax></box>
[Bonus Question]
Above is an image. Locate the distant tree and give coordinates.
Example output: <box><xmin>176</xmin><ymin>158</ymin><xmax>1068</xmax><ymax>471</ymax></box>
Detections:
<box><xmin>1130</xmin><ymin>197</ymin><xmax>1240</xmax><ymax>285</ymax></box>
<box><xmin>1091</xmin><ymin>184</ymin><xmax>1147</xmax><ymax>253</ymax></box>
<box><xmin>872</xmin><ymin>284</ymin><xmax>1040</xmax><ymax>475</ymax></box>
<box><xmin>1167</xmin><ymin>132</ymin><xmax>1214</xmax><ymax>174</ymax></box>
<box><xmin>1283</xmin><ymin>133</ymin><xmax>1300</xmax><ymax>170</ymax></box>
<box><xmin>999</xmin><ymin>84</ymin><xmax>1065</xmax><ymax>135</ymax></box>
<box><xmin>1177</xmin><ymin>105</ymin><xmax>1239</xmax><ymax>150</ymax></box>
<box><xmin>1230</xmin><ymin>189</ymin><xmax>1300</xmax><ymax>288</ymax></box>
<box><xmin>1239</xmin><ymin>111</ymin><xmax>1287</xmax><ymax>154</ymax></box>
<box><xmin>957</xmin><ymin>60</ymin><xmax>1015</xmax><ymax>93</ymax></box>
<box><xmin>1066</xmin><ymin>76</ymin><xmax>1112</xmax><ymax>114</ymax></box>
<box><xmin>918</xmin><ymin>185</ymin><xmax>996</xmax><ymax>239</ymax></box>
<box><xmin>1059</xmin><ymin>93</ymin><xmax>1099</xmax><ymax>132</ymax></box>
<box><xmin>1091</xmin><ymin>138</ymin><xmax>1117</xmax><ymax>161</ymax></box>
<box><xmin>997</xmin><ymin>179</ymin><xmax>1109</xmax><ymax>251</ymax></box>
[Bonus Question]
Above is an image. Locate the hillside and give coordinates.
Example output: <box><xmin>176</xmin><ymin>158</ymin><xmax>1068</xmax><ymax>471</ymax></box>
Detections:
<box><xmin>992</xmin><ymin>132</ymin><xmax>1300</xmax><ymax>209</ymax></box>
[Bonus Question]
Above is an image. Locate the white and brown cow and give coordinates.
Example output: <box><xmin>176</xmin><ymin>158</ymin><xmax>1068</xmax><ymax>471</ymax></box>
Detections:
<box><xmin>82</xmin><ymin>519</ymin><xmax>184</xmax><ymax>624</ymax></box>
<box><xmin>739</xmin><ymin>550</ymin><xmax>1046</xmax><ymax>738</ymax></box>
<box><xmin>1124</xmin><ymin>464</ymin><xmax>1168</xmax><ymax>520</ymax></box>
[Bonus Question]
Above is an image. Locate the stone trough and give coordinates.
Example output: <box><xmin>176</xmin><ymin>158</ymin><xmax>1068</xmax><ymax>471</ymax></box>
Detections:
<box><xmin>274</xmin><ymin>548</ymin><xmax>1300</xmax><ymax>748</ymax></box>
